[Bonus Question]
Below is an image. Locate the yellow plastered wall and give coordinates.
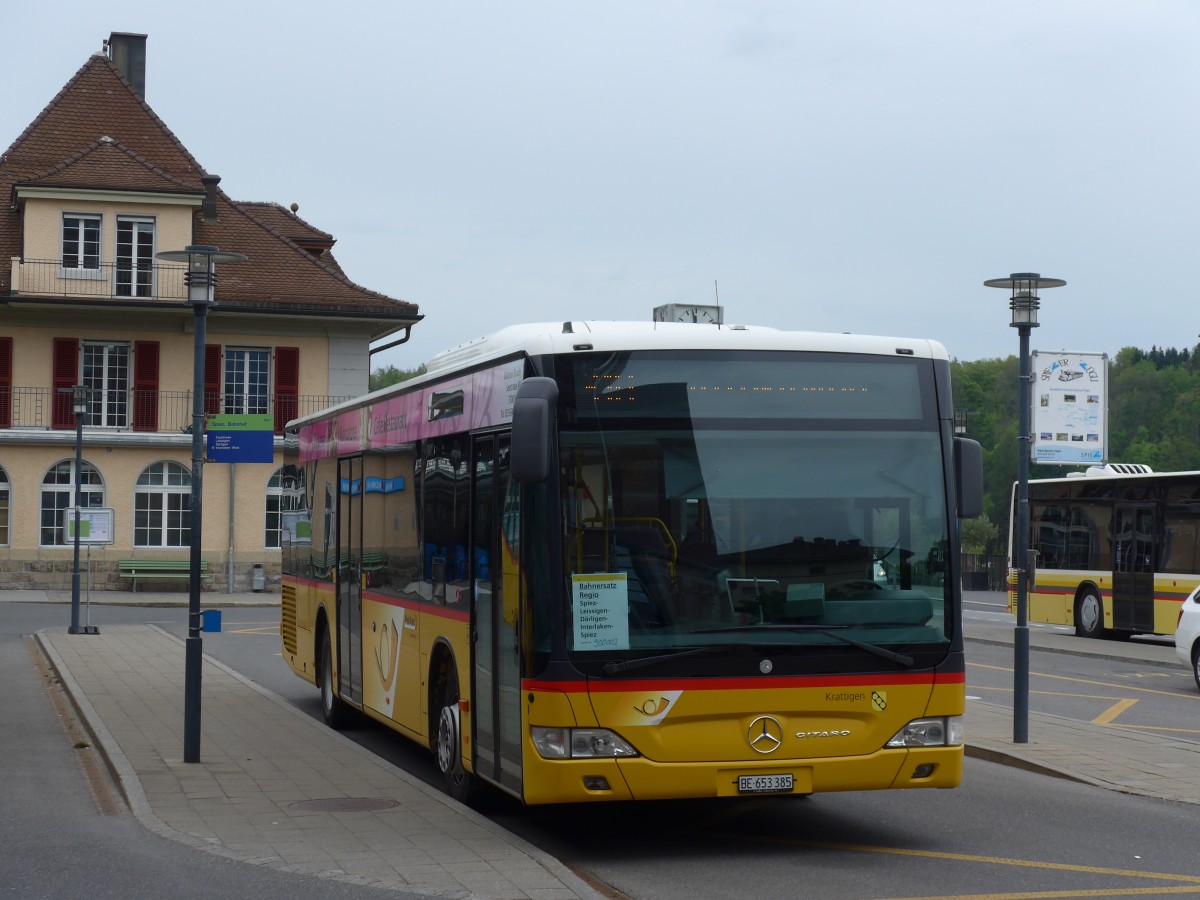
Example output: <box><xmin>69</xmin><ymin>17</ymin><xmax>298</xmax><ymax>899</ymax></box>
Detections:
<box><xmin>22</xmin><ymin>197</ymin><xmax>194</xmax><ymax>264</ymax></box>
<box><xmin>0</xmin><ymin>443</ymin><xmax>285</xmax><ymax>563</ymax></box>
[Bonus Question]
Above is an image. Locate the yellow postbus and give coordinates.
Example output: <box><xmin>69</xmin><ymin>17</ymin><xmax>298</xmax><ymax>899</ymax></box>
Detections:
<box><xmin>280</xmin><ymin>318</ymin><xmax>982</xmax><ymax>804</ymax></box>
<box><xmin>1010</xmin><ymin>464</ymin><xmax>1200</xmax><ymax>639</ymax></box>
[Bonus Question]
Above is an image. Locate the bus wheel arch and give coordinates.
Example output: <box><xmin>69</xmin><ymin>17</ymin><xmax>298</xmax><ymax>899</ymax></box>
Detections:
<box><xmin>428</xmin><ymin>642</ymin><xmax>475</xmax><ymax>803</ymax></box>
<box><xmin>1074</xmin><ymin>585</ymin><xmax>1106</xmax><ymax>639</ymax></box>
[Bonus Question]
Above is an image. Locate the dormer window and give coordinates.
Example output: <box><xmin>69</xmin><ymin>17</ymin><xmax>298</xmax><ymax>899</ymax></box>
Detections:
<box><xmin>61</xmin><ymin>213</ymin><xmax>101</xmax><ymax>273</ymax></box>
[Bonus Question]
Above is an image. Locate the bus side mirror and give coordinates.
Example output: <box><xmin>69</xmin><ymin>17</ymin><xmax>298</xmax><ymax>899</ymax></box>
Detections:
<box><xmin>955</xmin><ymin>437</ymin><xmax>983</xmax><ymax>519</ymax></box>
<box><xmin>511</xmin><ymin>376</ymin><xmax>558</xmax><ymax>484</ymax></box>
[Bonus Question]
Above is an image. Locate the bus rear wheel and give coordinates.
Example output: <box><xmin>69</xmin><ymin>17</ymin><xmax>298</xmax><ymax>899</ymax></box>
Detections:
<box><xmin>435</xmin><ymin>668</ymin><xmax>476</xmax><ymax>804</ymax></box>
<box><xmin>1074</xmin><ymin>589</ymin><xmax>1105</xmax><ymax>639</ymax></box>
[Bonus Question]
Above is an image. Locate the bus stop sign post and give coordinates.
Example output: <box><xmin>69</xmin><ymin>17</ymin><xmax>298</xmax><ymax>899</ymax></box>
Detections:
<box><xmin>984</xmin><ymin>273</ymin><xmax>1066</xmax><ymax>744</ymax></box>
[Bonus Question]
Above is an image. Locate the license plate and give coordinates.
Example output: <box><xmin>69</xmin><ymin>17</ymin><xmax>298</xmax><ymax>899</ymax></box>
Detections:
<box><xmin>737</xmin><ymin>773</ymin><xmax>794</xmax><ymax>794</ymax></box>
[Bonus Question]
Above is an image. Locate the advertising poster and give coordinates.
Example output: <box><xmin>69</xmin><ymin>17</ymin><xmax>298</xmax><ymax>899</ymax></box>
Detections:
<box><xmin>1030</xmin><ymin>351</ymin><xmax>1108</xmax><ymax>465</ymax></box>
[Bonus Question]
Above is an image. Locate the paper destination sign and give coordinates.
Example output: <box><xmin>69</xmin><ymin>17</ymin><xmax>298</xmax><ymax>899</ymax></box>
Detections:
<box><xmin>571</xmin><ymin>573</ymin><xmax>630</xmax><ymax>650</ymax></box>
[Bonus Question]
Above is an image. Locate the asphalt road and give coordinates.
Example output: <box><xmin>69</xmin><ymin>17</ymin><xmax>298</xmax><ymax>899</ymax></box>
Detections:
<box><xmin>11</xmin><ymin>598</ymin><xmax>1200</xmax><ymax>899</ymax></box>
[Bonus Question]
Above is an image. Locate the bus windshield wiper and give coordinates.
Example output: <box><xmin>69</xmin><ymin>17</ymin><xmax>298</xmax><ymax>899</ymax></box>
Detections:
<box><xmin>689</xmin><ymin>624</ymin><xmax>914</xmax><ymax>668</ymax></box>
<box><xmin>600</xmin><ymin>646</ymin><xmax>719</xmax><ymax>675</ymax></box>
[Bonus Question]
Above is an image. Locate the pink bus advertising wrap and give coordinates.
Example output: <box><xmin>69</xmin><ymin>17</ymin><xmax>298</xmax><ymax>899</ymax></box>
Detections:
<box><xmin>298</xmin><ymin>358</ymin><xmax>524</xmax><ymax>462</ymax></box>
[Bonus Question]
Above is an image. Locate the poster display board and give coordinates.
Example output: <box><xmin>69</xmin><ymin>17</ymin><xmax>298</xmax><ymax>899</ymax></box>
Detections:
<box><xmin>64</xmin><ymin>507</ymin><xmax>115</xmax><ymax>544</ymax></box>
<box><xmin>1030</xmin><ymin>351</ymin><xmax>1108</xmax><ymax>465</ymax></box>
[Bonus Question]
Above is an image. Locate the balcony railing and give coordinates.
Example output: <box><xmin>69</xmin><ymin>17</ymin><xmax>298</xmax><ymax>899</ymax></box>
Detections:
<box><xmin>10</xmin><ymin>259</ymin><xmax>189</xmax><ymax>301</ymax></box>
<box><xmin>0</xmin><ymin>388</ymin><xmax>352</xmax><ymax>434</ymax></box>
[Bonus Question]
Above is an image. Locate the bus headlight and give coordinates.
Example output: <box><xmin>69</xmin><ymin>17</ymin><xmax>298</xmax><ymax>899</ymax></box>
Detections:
<box><xmin>531</xmin><ymin>726</ymin><xmax>640</xmax><ymax>759</ymax></box>
<box><xmin>885</xmin><ymin>716</ymin><xmax>963</xmax><ymax>748</ymax></box>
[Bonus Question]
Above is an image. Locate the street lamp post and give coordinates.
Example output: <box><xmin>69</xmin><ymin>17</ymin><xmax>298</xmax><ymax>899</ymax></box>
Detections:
<box><xmin>67</xmin><ymin>384</ymin><xmax>93</xmax><ymax>635</ymax></box>
<box><xmin>155</xmin><ymin>244</ymin><xmax>247</xmax><ymax>763</ymax></box>
<box><xmin>984</xmin><ymin>272</ymin><xmax>1066</xmax><ymax>743</ymax></box>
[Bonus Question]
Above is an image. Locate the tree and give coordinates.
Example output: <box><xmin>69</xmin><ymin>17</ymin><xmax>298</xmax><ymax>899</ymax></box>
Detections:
<box><xmin>370</xmin><ymin>363</ymin><xmax>427</xmax><ymax>392</ymax></box>
<box><xmin>960</xmin><ymin>516</ymin><xmax>999</xmax><ymax>555</ymax></box>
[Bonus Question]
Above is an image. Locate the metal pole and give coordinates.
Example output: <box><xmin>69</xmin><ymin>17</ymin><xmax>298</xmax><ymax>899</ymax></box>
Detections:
<box><xmin>69</xmin><ymin>402</ymin><xmax>83</xmax><ymax>635</ymax></box>
<box><xmin>184</xmin><ymin>282</ymin><xmax>208</xmax><ymax>763</ymax></box>
<box><xmin>158</xmin><ymin>243</ymin><xmax>246</xmax><ymax>764</ymax></box>
<box><xmin>1014</xmin><ymin>324</ymin><xmax>1032</xmax><ymax>743</ymax></box>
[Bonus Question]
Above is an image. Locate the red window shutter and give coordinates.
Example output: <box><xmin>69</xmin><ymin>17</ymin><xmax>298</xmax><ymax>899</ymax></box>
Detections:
<box><xmin>274</xmin><ymin>347</ymin><xmax>300</xmax><ymax>434</ymax></box>
<box><xmin>132</xmin><ymin>341</ymin><xmax>160</xmax><ymax>432</ymax></box>
<box><xmin>52</xmin><ymin>338</ymin><xmax>79</xmax><ymax>429</ymax></box>
<box><xmin>204</xmin><ymin>344</ymin><xmax>222</xmax><ymax>416</ymax></box>
<box><xmin>0</xmin><ymin>337</ymin><xmax>12</xmax><ymax>429</ymax></box>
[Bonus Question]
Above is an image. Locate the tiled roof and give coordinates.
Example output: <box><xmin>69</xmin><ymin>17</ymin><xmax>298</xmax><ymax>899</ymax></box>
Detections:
<box><xmin>20</xmin><ymin>136</ymin><xmax>197</xmax><ymax>195</ymax></box>
<box><xmin>238</xmin><ymin>201</ymin><xmax>334</xmax><ymax>245</ymax></box>
<box><xmin>0</xmin><ymin>50</ymin><xmax>418</xmax><ymax>322</ymax></box>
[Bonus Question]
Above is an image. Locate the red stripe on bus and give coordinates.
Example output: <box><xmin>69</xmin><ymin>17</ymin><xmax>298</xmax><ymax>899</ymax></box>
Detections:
<box><xmin>522</xmin><ymin>670</ymin><xmax>963</xmax><ymax>694</ymax></box>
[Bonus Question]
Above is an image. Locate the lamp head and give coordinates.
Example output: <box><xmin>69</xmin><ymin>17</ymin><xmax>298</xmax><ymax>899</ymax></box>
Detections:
<box><xmin>982</xmin><ymin>272</ymin><xmax>1065</xmax><ymax>329</ymax></box>
<box><xmin>71</xmin><ymin>384</ymin><xmax>89</xmax><ymax>417</ymax></box>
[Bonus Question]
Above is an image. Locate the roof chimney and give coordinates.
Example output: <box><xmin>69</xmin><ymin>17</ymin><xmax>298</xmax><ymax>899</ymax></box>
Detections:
<box><xmin>201</xmin><ymin>174</ymin><xmax>221</xmax><ymax>222</ymax></box>
<box><xmin>107</xmin><ymin>32</ymin><xmax>147</xmax><ymax>98</ymax></box>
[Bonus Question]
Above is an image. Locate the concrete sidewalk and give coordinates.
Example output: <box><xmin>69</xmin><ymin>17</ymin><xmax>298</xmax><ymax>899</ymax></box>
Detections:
<box><xmin>31</xmin><ymin>607</ymin><xmax>1200</xmax><ymax>899</ymax></box>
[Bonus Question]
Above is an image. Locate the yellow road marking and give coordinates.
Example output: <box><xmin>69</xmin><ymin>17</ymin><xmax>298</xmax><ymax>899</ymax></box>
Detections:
<box><xmin>1092</xmin><ymin>697</ymin><xmax>1138</xmax><ymax>725</ymax></box>
<box><xmin>720</xmin><ymin>834</ymin><xmax>1200</xmax><ymax>887</ymax></box>
<box><xmin>970</xmin><ymin>662</ymin><xmax>1200</xmax><ymax>702</ymax></box>
<box><xmin>1111</xmin><ymin>672</ymin><xmax>1173</xmax><ymax>679</ymax></box>
<box><xmin>889</xmin><ymin>887</ymin><xmax>1200</xmax><ymax>898</ymax></box>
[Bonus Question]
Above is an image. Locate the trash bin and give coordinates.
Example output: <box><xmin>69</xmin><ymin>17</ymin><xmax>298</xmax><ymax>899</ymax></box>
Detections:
<box><xmin>252</xmin><ymin>563</ymin><xmax>265</xmax><ymax>592</ymax></box>
<box><xmin>201</xmin><ymin>609</ymin><xmax>222</xmax><ymax>632</ymax></box>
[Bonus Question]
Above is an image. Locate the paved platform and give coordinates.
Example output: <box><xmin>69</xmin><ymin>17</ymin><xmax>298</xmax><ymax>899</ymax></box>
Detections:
<box><xmin>37</xmin><ymin>624</ymin><xmax>600</xmax><ymax>899</ymax></box>
<box><xmin>29</xmin><ymin>594</ymin><xmax>1200</xmax><ymax>899</ymax></box>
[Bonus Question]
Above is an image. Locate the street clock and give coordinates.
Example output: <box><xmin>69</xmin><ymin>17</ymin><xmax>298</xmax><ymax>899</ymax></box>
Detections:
<box><xmin>652</xmin><ymin>303</ymin><xmax>724</xmax><ymax>324</ymax></box>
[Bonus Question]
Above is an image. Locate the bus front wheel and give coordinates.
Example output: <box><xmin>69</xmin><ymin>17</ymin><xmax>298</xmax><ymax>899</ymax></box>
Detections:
<box><xmin>320</xmin><ymin>628</ymin><xmax>351</xmax><ymax>729</ymax></box>
<box><xmin>436</xmin><ymin>669</ymin><xmax>476</xmax><ymax>804</ymax></box>
<box><xmin>1074</xmin><ymin>589</ymin><xmax>1105</xmax><ymax>639</ymax></box>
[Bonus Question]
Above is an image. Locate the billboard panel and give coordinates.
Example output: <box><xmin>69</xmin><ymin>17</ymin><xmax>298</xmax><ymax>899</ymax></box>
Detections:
<box><xmin>1030</xmin><ymin>351</ymin><xmax>1107</xmax><ymax>465</ymax></box>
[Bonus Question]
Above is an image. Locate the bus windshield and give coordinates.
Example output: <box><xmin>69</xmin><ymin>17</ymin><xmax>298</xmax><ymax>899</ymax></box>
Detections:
<box><xmin>559</xmin><ymin>351</ymin><xmax>951</xmax><ymax>661</ymax></box>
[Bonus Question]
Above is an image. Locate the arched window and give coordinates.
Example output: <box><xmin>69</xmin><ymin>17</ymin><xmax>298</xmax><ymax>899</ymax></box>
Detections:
<box><xmin>266</xmin><ymin>465</ymin><xmax>306</xmax><ymax>549</ymax></box>
<box><xmin>0</xmin><ymin>466</ymin><xmax>9</xmax><ymax>546</ymax></box>
<box><xmin>135</xmin><ymin>461</ymin><xmax>192</xmax><ymax>547</ymax></box>
<box><xmin>40</xmin><ymin>460</ymin><xmax>104</xmax><ymax>546</ymax></box>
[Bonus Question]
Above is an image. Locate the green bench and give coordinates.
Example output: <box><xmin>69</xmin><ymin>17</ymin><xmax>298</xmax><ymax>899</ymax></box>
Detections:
<box><xmin>119</xmin><ymin>559</ymin><xmax>210</xmax><ymax>591</ymax></box>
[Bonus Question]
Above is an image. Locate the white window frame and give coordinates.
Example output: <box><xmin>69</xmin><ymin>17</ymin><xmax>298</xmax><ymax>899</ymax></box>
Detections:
<box><xmin>224</xmin><ymin>347</ymin><xmax>271</xmax><ymax>416</ymax></box>
<box><xmin>40</xmin><ymin>460</ymin><xmax>105</xmax><ymax>547</ymax></box>
<box><xmin>134</xmin><ymin>461</ymin><xmax>192</xmax><ymax>548</ymax></box>
<box><xmin>81</xmin><ymin>340</ymin><xmax>131</xmax><ymax>428</ymax></box>
<box><xmin>115</xmin><ymin>215</ymin><xmax>156</xmax><ymax>298</ymax></box>
<box><xmin>60</xmin><ymin>213</ymin><xmax>103</xmax><ymax>279</ymax></box>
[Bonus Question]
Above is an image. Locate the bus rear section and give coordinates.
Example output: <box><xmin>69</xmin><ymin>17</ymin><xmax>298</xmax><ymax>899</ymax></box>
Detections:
<box><xmin>1012</xmin><ymin>466</ymin><xmax>1200</xmax><ymax>639</ymax></box>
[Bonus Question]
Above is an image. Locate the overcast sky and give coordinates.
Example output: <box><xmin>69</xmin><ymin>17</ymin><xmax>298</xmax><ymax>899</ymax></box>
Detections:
<box><xmin>7</xmin><ymin>2</ymin><xmax>1199</xmax><ymax>370</ymax></box>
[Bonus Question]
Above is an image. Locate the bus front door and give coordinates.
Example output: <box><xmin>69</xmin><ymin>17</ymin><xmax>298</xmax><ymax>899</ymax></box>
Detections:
<box><xmin>337</xmin><ymin>456</ymin><xmax>363</xmax><ymax>707</ymax></box>
<box><xmin>471</xmin><ymin>435</ymin><xmax>522</xmax><ymax>795</ymax></box>
<box><xmin>1112</xmin><ymin>504</ymin><xmax>1155</xmax><ymax>634</ymax></box>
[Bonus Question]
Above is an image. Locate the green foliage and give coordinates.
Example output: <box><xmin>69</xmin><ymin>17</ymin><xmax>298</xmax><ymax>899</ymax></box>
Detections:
<box><xmin>953</xmin><ymin>343</ymin><xmax>1200</xmax><ymax>550</ymax></box>
<box><xmin>960</xmin><ymin>516</ymin><xmax>998</xmax><ymax>555</ymax></box>
<box><xmin>369</xmin><ymin>363</ymin><xmax>427</xmax><ymax>392</ymax></box>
